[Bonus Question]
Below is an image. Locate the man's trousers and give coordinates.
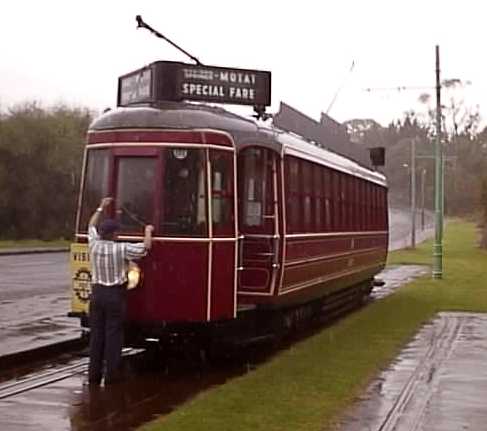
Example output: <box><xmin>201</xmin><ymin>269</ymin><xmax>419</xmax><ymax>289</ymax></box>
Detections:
<box><xmin>88</xmin><ymin>284</ymin><xmax>126</xmax><ymax>384</ymax></box>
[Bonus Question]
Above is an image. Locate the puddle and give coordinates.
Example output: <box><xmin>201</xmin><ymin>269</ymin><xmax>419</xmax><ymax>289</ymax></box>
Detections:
<box><xmin>371</xmin><ymin>265</ymin><xmax>429</xmax><ymax>300</ymax></box>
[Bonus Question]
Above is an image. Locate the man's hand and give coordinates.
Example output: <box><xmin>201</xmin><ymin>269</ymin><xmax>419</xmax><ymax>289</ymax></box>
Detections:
<box><xmin>144</xmin><ymin>225</ymin><xmax>154</xmax><ymax>250</ymax></box>
<box><xmin>100</xmin><ymin>197</ymin><xmax>113</xmax><ymax>210</ymax></box>
<box><xmin>89</xmin><ymin>197</ymin><xmax>114</xmax><ymax>228</ymax></box>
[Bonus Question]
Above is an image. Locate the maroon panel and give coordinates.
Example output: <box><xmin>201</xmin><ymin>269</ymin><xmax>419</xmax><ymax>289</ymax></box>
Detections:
<box><xmin>88</xmin><ymin>130</ymin><xmax>205</xmax><ymax>144</ymax></box>
<box><xmin>210</xmin><ymin>242</ymin><xmax>236</xmax><ymax>320</ymax></box>
<box><xmin>113</xmin><ymin>147</ymin><xmax>159</xmax><ymax>156</ymax></box>
<box><xmin>239</xmin><ymin>237</ymin><xmax>273</xmax><ymax>292</ymax></box>
<box><xmin>282</xmin><ymin>233</ymin><xmax>388</xmax><ymax>292</ymax></box>
<box><xmin>126</xmin><ymin>241</ymin><xmax>208</xmax><ymax>323</ymax></box>
<box><xmin>203</xmin><ymin>131</ymin><xmax>233</xmax><ymax>146</ymax></box>
<box><xmin>286</xmin><ymin>237</ymin><xmax>350</xmax><ymax>262</ymax></box>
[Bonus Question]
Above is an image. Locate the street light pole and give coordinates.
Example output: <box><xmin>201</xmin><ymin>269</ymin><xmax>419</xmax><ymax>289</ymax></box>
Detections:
<box><xmin>421</xmin><ymin>168</ymin><xmax>426</xmax><ymax>231</ymax></box>
<box><xmin>433</xmin><ymin>45</ymin><xmax>443</xmax><ymax>279</ymax></box>
<box><xmin>411</xmin><ymin>138</ymin><xmax>417</xmax><ymax>248</ymax></box>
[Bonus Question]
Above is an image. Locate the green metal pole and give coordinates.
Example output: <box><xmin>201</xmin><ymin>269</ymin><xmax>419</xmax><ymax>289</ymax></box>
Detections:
<box><xmin>433</xmin><ymin>45</ymin><xmax>443</xmax><ymax>279</ymax></box>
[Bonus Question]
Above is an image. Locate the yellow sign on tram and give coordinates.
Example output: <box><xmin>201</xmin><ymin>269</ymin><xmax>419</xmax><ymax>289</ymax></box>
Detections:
<box><xmin>70</xmin><ymin>243</ymin><xmax>92</xmax><ymax>314</ymax></box>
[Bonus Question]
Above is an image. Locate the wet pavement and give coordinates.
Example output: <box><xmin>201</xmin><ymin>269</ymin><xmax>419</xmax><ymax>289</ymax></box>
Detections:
<box><xmin>0</xmin><ymin>294</ymin><xmax>81</xmax><ymax>357</ymax></box>
<box><xmin>370</xmin><ymin>265</ymin><xmax>429</xmax><ymax>300</ymax></box>
<box><xmin>0</xmin><ymin>252</ymin><xmax>82</xmax><ymax>357</ymax></box>
<box><xmin>338</xmin><ymin>312</ymin><xmax>487</xmax><ymax>431</ymax></box>
<box><xmin>0</xmin><ymin>355</ymin><xmax>247</xmax><ymax>431</ymax></box>
<box><xmin>0</xmin><ymin>252</ymin><xmax>69</xmax><ymax>300</ymax></box>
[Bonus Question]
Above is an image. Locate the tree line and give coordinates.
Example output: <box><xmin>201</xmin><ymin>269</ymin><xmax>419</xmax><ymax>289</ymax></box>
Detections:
<box><xmin>0</xmin><ymin>103</ymin><xmax>93</xmax><ymax>240</ymax></box>
<box><xmin>345</xmin><ymin>79</ymin><xmax>487</xmax><ymax>220</ymax></box>
<box><xmin>2</xmin><ymin>95</ymin><xmax>487</xmax><ymax>243</ymax></box>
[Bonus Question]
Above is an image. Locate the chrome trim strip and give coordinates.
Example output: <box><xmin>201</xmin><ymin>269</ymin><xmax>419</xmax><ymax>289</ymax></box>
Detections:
<box><xmin>285</xmin><ymin>230</ymin><xmax>388</xmax><ymax>239</ymax></box>
<box><xmin>240</xmin><ymin>234</ymin><xmax>278</xmax><ymax>239</ymax></box>
<box><xmin>278</xmin><ymin>152</ymin><xmax>287</xmax><ymax>295</ymax></box>
<box><xmin>233</xmin><ymin>148</ymin><xmax>238</xmax><ymax>318</ymax></box>
<box><xmin>238</xmin><ymin>290</ymin><xmax>274</xmax><ymax>296</ymax></box>
<box><xmin>206</xmin><ymin>148</ymin><xmax>213</xmax><ymax>321</ymax></box>
<box><xmin>269</xmin><ymin>155</ymin><xmax>280</xmax><ymax>295</ymax></box>
<box><xmin>75</xmin><ymin>148</ymin><xmax>88</xmax><ymax>233</ymax></box>
<box><xmin>75</xmin><ymin>234</ymin><xmax>237</xmax><ymax>242</ymax></box>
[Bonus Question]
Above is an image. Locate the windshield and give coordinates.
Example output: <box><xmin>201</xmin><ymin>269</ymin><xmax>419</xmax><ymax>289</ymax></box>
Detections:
<box><xmin>79</xmin><ymin>149</ymin><xmax>110</xmax><ymax>231</ymax></box>
<box><xmin>161</xmin><ymin>148</ymin><xmax>207</xmax><ymax>237</ymax></box>
<box><xmin>116</xmin><ymin>157</ymin><xmax>157</xmax><ymax>232</ymax></box>
<box><xmin>79</xmin><ymin>147</ymin><xmax>232</xmax><ymax>238</ymax></box>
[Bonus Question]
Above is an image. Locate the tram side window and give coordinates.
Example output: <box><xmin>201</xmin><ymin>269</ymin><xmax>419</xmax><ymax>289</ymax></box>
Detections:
<box><xmin>161</xmin><ymin>148</ymin><xmax>207</xmax><ymax>237</ymax></box>
<box><xmin>285</xmin><ymin>157</ymin><xmax>300</xmax><ymax>233</ymax></box>
<box><xmin>323</xmin><ymin>168</ymin><xmax>332</xmax><ymax>232</ymax></box>
<box><xmin>359</xmin><ymin>179</ymin><xmax>365</xmax><ymax>231</ymax></box>
<box><xmin>116</xmin><ymin>157</ymin><xmax>156</xmax><ymax>233</ymax></box>
<box><xmin>240</xmin><ymin>148</ymin><xmax>273</xmax><ymax>230</ymax></box>
<box><xmin>80</xmin><ymin>149</ymin><xmax>110</xmax><ymax>231</ymax></box>
<box><xmin>314</xmin><ymin>164</ymin><xmax>323</xmax><ymax>232</ymax></box>
<box><xmin>373</xmin><ymin>186</ymin><xmax>378</xmax><ymax>230</ymax></box>
<box><xmin>302</xmin><ymin>160</ymin><xmax>313</xmax><ymax>232</ymax></box>
<box><xmin>211</xmin><ymin>151</ymin><xmax>234</xmax><ymax>236</ymax></box>
<box><xmin>333</xmin><ymin>172</ymin><xmax>341</xmax><ymax>231</ymax></box>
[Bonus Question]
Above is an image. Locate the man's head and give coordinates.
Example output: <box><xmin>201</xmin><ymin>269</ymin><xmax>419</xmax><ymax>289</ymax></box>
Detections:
<box><xmin>99</xmin><ymin>219</ymin><xmax>120</xmax><ymax>240</ymax></box>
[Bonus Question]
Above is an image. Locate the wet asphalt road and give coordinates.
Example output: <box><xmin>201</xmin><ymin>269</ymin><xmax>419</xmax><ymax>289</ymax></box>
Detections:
<box><xmin>0</xmin><ymin>252</ymin><xmax>69</xmax><ymax>301</ymax></box>
<box><xmin>0</xmin><ymin>252</ymin><xmax>79</xmax><ymax>356</ymax></box>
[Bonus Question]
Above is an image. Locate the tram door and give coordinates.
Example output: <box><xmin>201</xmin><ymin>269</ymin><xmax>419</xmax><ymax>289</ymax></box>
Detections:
<box><xmin>237</xmin><ymin>147</ymin><xmax>280</xmax><ymax>294</ymax></box>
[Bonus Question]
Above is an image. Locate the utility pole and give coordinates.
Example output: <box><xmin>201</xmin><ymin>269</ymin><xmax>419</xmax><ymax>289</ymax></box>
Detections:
<box><xmin>410</xmin><ymin>138</ymin><xmax>417</xmax><ymax>248</ymax></box>
<box><xmin>421</xmin><ymin>168</ymin><xmax>426</xmax><ymax>231</ymax></box>
<box><xmin>433</xmin><ymin>45</ymin><xmax>443</xmax><ymax>279</ymax></box>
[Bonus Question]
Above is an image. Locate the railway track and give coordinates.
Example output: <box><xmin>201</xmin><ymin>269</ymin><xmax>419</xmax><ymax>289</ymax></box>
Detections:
<box><xmin>0</xmin><ymin>336</ymin><xmax>87</xmax><ymax>373</ymax></box>
<box><xmin>376</xmin><ymin>313</ymin><xmax>463</xmax><ymax>431</ymax></box>
<box><xmin>0</xmin><ymin>358</ymin><xmax>88</xmax><ymax>400</ymax></box>
<box><xmin>0</xmin><ymin>347</ymin><xmax>144</xmax><ymax>401</ymax></box>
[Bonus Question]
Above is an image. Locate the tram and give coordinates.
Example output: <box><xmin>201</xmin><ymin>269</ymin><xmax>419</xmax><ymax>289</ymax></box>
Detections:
<box><xmin>69</xmin><ymin>61</ymin><xmax>388</xmax><ymax>346</ymax></box>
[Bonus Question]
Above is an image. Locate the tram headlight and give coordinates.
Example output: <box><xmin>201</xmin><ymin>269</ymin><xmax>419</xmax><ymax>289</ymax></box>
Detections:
<box><xmin>127</xmin><ymin>262</ymin><xmax>142</xmax><ymax>290</ymax></box>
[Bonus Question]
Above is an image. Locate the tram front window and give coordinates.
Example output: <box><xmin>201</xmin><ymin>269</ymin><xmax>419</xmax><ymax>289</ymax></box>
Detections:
<box><xmin>116</xmin><ymin>157</ymin><xmax>157</xmax><ymax>232</ymax></box>
<box><xmin>161</xmin><ymin>148</ymin><xmax>207</xmax><ymax>237</ymax></box>
<box><xmin>80</xmin><ymin>149</ymin><xmax>110</xmax><ymax>231</ymax></box>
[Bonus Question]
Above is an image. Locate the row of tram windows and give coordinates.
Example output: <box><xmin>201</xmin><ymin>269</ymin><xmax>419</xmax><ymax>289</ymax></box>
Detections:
<box><xmin>79</xmin><ymin>148</ymin><xmax>235</xmax><ymax>237</ymax></box>
<box><xmin>285</xmin><ymin>156</ymin><xmax>387</xmax><ymax>234</ymax></box>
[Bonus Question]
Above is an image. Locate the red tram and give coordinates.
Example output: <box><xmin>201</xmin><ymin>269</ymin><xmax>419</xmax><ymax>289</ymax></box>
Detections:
<box><xmin>69</xmin><ymin>61</ymin><xmax>388</xmax><ymax>346</ymax></box>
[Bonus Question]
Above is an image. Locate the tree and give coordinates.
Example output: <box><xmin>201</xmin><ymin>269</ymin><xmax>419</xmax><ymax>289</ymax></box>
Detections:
<box><xmin>0</xmin><ymin>102</ymin><xmax>93</xmax><ymax>239</ymax></box>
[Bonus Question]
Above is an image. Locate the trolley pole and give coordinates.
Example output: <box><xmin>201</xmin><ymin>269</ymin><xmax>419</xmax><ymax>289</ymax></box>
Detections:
<box><xmin>433</xmin><ymin>45</ymin><xmax>443</xmax><ymax>279</ymax></box>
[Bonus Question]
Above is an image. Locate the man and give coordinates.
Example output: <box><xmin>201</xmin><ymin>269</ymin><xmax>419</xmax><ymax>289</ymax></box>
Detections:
<box><xmin>87</xmin><ymin>196</ymin><xmax>154</xmax><ymax>385</ymax></box>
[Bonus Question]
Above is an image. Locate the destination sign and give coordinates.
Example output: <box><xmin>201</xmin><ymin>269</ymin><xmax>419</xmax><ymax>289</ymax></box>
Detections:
<box><xmin>117</xmin><ymin>61</ymin><xmax>271</xmax><ymax>107</ymax></box>
<box><xmin>118</xmin><ymin>68</ymin><xmax>152</xmax><ymax>106</ymax></box>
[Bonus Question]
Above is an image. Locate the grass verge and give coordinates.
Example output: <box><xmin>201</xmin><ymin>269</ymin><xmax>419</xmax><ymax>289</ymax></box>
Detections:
<box><xmin>140</xmin><ymin>220</ymin><xmax>487</xmax><ymax>431</ymax></box>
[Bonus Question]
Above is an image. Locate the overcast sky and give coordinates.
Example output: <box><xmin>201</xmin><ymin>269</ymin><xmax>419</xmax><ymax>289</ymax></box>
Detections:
<box><xmin>1</xmin><ymin>0</ymin><xmax>485</xmax><ymax>127</ymax></box>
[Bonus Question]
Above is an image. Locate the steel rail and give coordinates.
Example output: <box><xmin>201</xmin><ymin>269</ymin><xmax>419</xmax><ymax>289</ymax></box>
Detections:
<box><xmin>0</xmin><ymin>359</ymin><xmax>88</xmax><ymax>400</ymax></box>
<box><xmin>0</xmin><ymin>347</ymin><xmax>144</xmax><ymax>401</ymax></box>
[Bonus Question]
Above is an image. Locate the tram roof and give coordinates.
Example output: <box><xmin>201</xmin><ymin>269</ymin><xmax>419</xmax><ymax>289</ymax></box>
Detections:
<box><xmin>89</xmin><ymin>103</ymin><xmax>387</xmax><ymax>187</ymax></box>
